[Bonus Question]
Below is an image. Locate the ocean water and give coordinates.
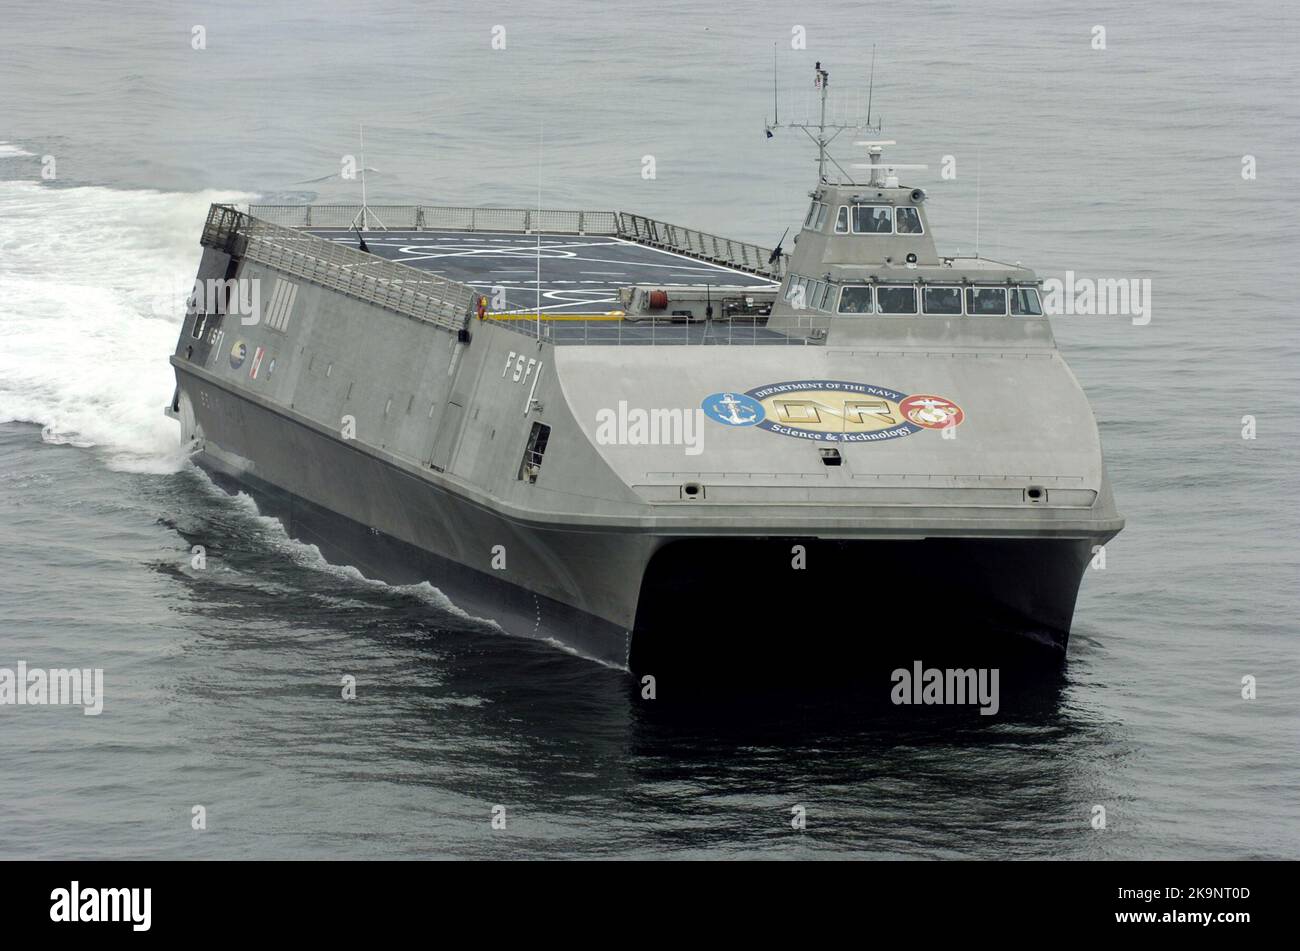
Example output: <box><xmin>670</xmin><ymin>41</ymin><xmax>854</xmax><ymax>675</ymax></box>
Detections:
<box><xmin>1</xmin><ymin>0</ymin><xmax>1297</xmax><ymax>858</ymax></box>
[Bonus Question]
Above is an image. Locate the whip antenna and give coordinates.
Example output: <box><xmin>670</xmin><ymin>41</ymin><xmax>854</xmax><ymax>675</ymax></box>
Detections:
<box><xmin>867</xmin><ymin>45</ymin><xmax>876</xmax><ymax>128</ymax></box>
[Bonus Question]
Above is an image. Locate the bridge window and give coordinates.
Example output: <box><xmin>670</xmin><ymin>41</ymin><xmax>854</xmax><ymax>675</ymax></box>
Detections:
<box><xmin>815</xmin><ymin>282</ymin><xmax>833</xmax><ymax>311</ymax></box>
<box><xmin>837</xmin><ymin>286</ymin><xmax>874</xmax><ymax>314</ymax></box>
<box><xmin>895</xmin><ymin>207</ymin><xmax>924</xmax><ymax>234</ymax></box>
<box><xmin>803</xmin><ymin>201</ymin><xmax>828</xmax><ymax>230</ymax></box>
<box><xmin>785</xmin><ymin>275</ymin><xmax>808</xmax><ymax>302</ymax></box>
<box><xmin>827</xmin><ymin>284</ymin><xmax>1039</xmax><ymax>318</ymax></box>
<box><xmin>834</xmin><ymin>206</ymin><xmax>849</xmax><ymax>233</ymax></box>
<box><xmin>787</xmin><ymin>275</ymin><xmax>831</xmax><ymax>312</ymax></box>
<box><xmin>877</xmin><ymin>285</ymin><xmax>918</xmax><ymax>315</ymax></box>
<box><xmin>922</xmin><ymin>286</ymin><xmax>963</xmax><ymax>315</ymax></box>
<box><xmin>1010</xmin><ymin>287</ymin><xmax>1043</xmax><ymax>316</ymax></box>
<box><xmin>852</xmin><ymin>205</ymin><xmax>893</xmax><ymax>234</ymax></box>
<box><xmin>966</xmin><ymin>287</ymin><xmax>1008</xmax><ymax>316</ymax></box>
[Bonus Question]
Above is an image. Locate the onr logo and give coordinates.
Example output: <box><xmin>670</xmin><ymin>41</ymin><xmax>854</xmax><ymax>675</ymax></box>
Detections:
<box><xmin>772</xmin><ymin>398</ymin><xmax>897</xmax><ymax>427</ymax></box>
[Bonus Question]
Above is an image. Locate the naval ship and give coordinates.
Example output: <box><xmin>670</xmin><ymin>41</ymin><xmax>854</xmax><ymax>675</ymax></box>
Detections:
<box><xmin>167</xmin><ymin>68</ymin><xmax>1123</xmax><ymax>671</ymax></box>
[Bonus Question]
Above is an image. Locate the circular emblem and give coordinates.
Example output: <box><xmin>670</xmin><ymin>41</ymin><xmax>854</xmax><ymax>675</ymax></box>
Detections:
<box><xmin>229</xmin><ymin>340</ymin><xmax>248</xmax><ymax>370</ymax></box>
<box><xmin>900</xmin><ymin>394</ymin><xmax>964</xmax><ymax>430</ymax></box>
<box><xmin>702</xmin><ymin>392</ymin><xmax>765</xmax><ymax>427</ymax></box>
<box><xmin>703</xmin><ymin>380</ymin><xmax>964</xmax><ymax>444</ymax></box>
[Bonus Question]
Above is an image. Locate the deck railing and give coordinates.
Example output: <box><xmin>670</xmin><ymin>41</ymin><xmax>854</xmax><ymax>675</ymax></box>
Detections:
<box><xmin>245</xmin><ymin>203</ymin><xmax>786</xmax><ymax>279</ymax></box>
<box><xmin>481</xmin><ymin>314</ymin><xmax>815</xmax><ymax>346</ymax></box>
<box><xmin>614</xmin><ymin>213</ymin><xmax>777</xmax><ymax>276</ymax></box>
<box><xmin>200</xmin><ymin>205</ymin><xmax>477</xmax><ymax>333</ymax></box>
<box><xmin>199</xmin><ymin>203</ymin><xmax>798</xmax><ymax>344</ymax></box>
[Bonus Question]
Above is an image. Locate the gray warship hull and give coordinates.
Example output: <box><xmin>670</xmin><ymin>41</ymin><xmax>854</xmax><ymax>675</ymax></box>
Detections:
<box><xmin>169</xmin><ymin>203</ymin><xmax>1123</xmax><ymax>671</ymax></box>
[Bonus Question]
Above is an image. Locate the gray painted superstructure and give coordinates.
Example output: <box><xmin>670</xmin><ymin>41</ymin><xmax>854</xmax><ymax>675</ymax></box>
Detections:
<box><xmin>168</xmin><ymin>147</ymin><xmax>1123</xmax><ymax>669</ymax></box>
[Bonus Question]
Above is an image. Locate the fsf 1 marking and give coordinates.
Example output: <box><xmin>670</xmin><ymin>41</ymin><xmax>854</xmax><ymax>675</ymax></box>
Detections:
<box><xmin>503</xmin><ymin>351</ymin><xmax>542</xmax><ymax>387</ymax></box>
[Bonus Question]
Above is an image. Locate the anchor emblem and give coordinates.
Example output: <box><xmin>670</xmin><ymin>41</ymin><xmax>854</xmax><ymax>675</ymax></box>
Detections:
<box><xmin>714</xmin><ymin>393</ymin><xmax>756</xmax><ymax>424</ymax></box>
<box><xmin>702</xmin><ymin>391</ymin><xmax>765</xmax><ymax>427</ymax></box>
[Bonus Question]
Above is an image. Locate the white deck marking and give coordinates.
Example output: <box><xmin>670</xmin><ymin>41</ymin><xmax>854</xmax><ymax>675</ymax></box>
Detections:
<box><xmin>306</xmin><ymin>229</ymin><xmax>778</xmax><ymax>296</ymax></box>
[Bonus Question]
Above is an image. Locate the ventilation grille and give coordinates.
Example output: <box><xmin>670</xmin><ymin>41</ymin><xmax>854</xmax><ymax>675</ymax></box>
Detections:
<box><xmin>264</xmin><ymin>278</ymin><xmax>299</xmax><ymax>333</ymax></box>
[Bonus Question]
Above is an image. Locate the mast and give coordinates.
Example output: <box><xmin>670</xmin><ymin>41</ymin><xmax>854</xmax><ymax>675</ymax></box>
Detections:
<box><xmin>766</xmin><ymin>60</ymin><xmax>879</xmax><ymax>184</ymax></box>
<box><xmin>536</xmin><ymin>122</ymin><xmax>543</xmax><ymax>340</ymax></box>
<box><xmin>359</xmin><ymin>123</ymin><xmax>368</xmax><ymax>231</ymax></box>
<box><xmin>351</xmin><ymin>123</ymin><xmax>387</xmax><ymax>231</ymax></box>
<box><xmin>816</xmin><ymin>62</ymin><xmax>828</xmax><ymax>180</ymax></box>
<box><xmin>772</xmin><ymin>42</ymin><xmax>779</xmax><ymax>125</ymax></box>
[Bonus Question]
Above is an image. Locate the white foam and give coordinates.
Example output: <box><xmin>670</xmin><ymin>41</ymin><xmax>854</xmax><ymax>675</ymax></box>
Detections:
<box><xmin>541</xmin><ymin>636</ymin><xmax>631</xmax><ymax>672</ymax></box>
<box><xmin>0</xmin><ymin>143</ymin><xmax>36</xmax><ymax>158</ymax></box>
<box><xmin>0</xmin><ymin>181</ymin><xmax>251</xmax><ymax>472</ymax></box>
<box><xmin>192</xmin><ymin>476</ymin><xmax>627</xmax><ymax>668</ymax></box>
<box><xmin>194</xmin><ymin>477</ymin><xmax>501</xmax><ymax>628</ymax></box>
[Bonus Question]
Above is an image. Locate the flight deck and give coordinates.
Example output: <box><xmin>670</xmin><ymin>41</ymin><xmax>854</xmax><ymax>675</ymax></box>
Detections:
<box><xmin>307</xmin><ymin>229</ymin><xmax>779</xmax><ymax>315</ymax></box>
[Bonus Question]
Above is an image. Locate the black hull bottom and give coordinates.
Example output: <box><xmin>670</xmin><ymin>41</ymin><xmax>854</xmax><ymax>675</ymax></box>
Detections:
<box><xmin>631</xmin><ymin>536</ymin><xmax>1093</xmax><ymax>683</ymax></box>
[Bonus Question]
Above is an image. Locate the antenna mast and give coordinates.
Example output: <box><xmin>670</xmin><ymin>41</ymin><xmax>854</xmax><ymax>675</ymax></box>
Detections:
<box><xmin>360</xmin><ymin>123</ymin><xmax>368</xmax><ymax>230</ymax></box>
<box><xmin>867</xmin><ymin>45</ymin><xmax>876</xmax><ymax>127</ymax></box>
<box><xmin>536</xmin><ymin>121</ymin><xmax>543</xmax><ymax>340</ymax></box>
<box><xmin>772</xmin><ymin>43</ymin><xmax>779</xmax><ymax>125</ymax></box>
<box><xmin>816</xmin><ymin>62</ymin><xmax>829</xmax><ymax>180</ymax></box>
<box><xmin>351</xmin><ymin>123</ymin><xmax>387</xmax><ymax>232</ymax></box>
<box><xmin>766</xmin><ymin>59</ymin><xmax>880</xmax><ymax>183</ymax></box>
